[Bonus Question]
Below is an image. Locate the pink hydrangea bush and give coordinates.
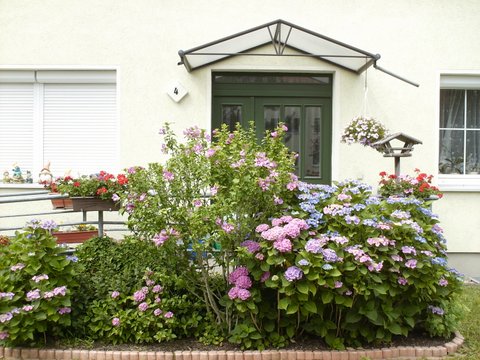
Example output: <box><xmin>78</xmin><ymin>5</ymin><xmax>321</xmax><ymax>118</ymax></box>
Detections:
<box><xmin>229</xmin><ymin>180</ymin><xmax>463</xmax><ymax>349</ymax></box>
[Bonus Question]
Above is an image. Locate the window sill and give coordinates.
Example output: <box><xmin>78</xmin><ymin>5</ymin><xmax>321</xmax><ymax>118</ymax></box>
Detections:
<box><xmin>0</xmin><ymin>183</ymin><xmax>44</xmax><ymax>190</ymax></box>
<box><xmin>438</xmin><ymin>175</ymin><xmax>480</xmax><ymax>192</ymax></box>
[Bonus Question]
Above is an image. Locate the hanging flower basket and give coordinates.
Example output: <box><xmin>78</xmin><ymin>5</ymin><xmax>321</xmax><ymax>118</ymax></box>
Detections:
<box><xmin>70</xmin><ymin>197</ymin><xmax>120</xmax><ymax>212</ymax></box>
<box><xmin>53</xmin><ymin>230</ymin><xmax>98</xmax><ymax>244</ymax></box>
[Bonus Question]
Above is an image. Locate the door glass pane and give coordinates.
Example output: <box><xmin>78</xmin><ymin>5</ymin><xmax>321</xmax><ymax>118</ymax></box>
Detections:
<box><xmin>222</xmin><ymin>105</ymin><xmax>242</xmax><ymax>132</ymax></box>
<box><xmin>467</xmin><ymin>90</ymin><xmax>480</xmax><ymax>129</ymax></box>
<box><xmin>440</xmin><ymin>89</ymin><xmax>464</xmax><ymax>128</ymax></box>
<box><xmin>439</xmin><ymin>129</ymin><xmax>464</xmax><ymax>174</ymax></box>
<box><xmin>264</xmin><ymin>105</ymin><xmax>280</xmax><ymax>131</ymax></box>
<box><xmin>284</xmin><ymin>106</ymin><xmax>301</xmax><ymax>172</ymax></box>
<box><xmin>305</xmin><ymin>107</ymin><xmax>322</xmax><ymax>177</ymax></box>
<box><xmin>466</xmin><ymin>130</ymin><xmax>480</xmax><ymax>173</ymax></box>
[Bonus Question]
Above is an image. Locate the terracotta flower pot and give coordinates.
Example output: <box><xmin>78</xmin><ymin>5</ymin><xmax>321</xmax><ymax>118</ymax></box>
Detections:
<box><xmin>53</xmin><ymin>230</ymin><xmax>98</xmax><ymax>244</ymax></box>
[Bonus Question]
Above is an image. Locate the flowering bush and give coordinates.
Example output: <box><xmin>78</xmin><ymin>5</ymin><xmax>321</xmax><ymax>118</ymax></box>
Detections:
<box><xmin>56</xmin><ymin>171</ymin><xmax>128</xmax><ymax>200</ymax></box>
<box><xmin>341</xmin><ymin>116</ymin><xmax>388</xmax><ymax>147</ymax></box>
<box><xmin>0</xmin><ymin>220</ymin><xmax>77</xmax><ymax>346</ymax></box>
<box><xmin>84</xmin><ymin>270</ymin><xmax>178</xmax><ymax>344</ymax></box>
<box><xmin>378</xmin><ymin>169</ymin><xmax>443</xmax><ymax>199</ymax></box>
<box><xmin>228</xmin><ymin>180</ymin><xmax>462</xmax><ymax>349</ymax></box>
<box><xmin>121</xmin><ymin>122</ymin><xmax>298</xmax><ymax>332</ymax></box>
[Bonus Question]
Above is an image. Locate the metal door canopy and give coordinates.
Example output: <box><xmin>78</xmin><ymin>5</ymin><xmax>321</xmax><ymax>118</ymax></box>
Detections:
<box><xmin>178</xmin><ymin>19</ymin><xmax>418</xmax><ymax>87</ymax></box>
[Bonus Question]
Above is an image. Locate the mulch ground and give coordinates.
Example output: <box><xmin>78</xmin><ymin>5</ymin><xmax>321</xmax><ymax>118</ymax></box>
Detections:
<box><xmin>53</xmin><ymin>331</ymin><xmax>453</xmax><ymax>352</ymax></box>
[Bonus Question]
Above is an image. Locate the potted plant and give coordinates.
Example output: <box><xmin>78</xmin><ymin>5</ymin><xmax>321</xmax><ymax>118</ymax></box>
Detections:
<box><xmin>56</xmin><ymin>171</ymin><xmax>128</xmax><ymax>211</ymax></box>
<box><xmin>53</xmin><ymin>224</ymin><xmax>99</xmax><ymax>244</ymax></box>
<box><xmin>341</xmin><ymin>115</ymin><xmax>388</xmax><ymax>148</ymax></box>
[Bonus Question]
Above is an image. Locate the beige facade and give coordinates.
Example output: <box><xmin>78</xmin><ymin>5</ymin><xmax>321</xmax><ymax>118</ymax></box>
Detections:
<box><xmin>0</xmin><ymin>0</ymin><xmax>479</xmax><ymax>278</ymax></box>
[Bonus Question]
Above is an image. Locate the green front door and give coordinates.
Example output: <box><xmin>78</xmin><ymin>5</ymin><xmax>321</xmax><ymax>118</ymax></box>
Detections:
<box><xmin>212</xmin><ymin>73</ymin><xmax>332</xmax><ymax>184</ymax></box>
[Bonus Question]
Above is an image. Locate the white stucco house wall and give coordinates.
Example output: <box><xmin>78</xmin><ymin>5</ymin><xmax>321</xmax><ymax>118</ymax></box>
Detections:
<box><xmin>0</xmin><ymin>0</ymin><xmax>479</xmax><ymax>279</ymax></box>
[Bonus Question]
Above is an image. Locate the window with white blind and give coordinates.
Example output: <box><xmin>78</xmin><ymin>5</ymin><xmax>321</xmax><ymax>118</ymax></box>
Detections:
<box><xmin>0</xmin><ymin>70</ymin><xmax>117</xmax><ymax>182</ymax></box>
<box><xmin>439</xmin><ymin>74</ymin><xmax>480</xmax><ymax>191</ymax></box>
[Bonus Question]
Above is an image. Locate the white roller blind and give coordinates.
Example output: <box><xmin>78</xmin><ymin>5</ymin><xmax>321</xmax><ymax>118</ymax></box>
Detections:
<box><xmin>0</xmin><ymin>83</ymin><xmax>35</xmax><ymax>174</ymax></box>
<box><xmin>43</xmin><ymin>83</ymin><xmax>117</xmax><ymax>176</ymax></box>
<box><xmin>441</xmin><ymin>75</ymin><xmax>480</xmax><ymax>89</ymax></box>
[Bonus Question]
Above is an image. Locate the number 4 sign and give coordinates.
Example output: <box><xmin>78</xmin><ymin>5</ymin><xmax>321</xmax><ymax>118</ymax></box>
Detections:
<box><xmin>166</xmin><ymin>81</ymin><xmax>188</xmax><ymax>102</ymax></box>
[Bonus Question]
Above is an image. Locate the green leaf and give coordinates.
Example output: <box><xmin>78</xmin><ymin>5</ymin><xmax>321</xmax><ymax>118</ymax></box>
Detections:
<box><xmin>286</xmin><ymin>302</ymin><xmax>299</xmax><ymax>314</ymax></box>
<box><xmin>278</xmin><ymin>297</ymin><xmax>289</xmax><ymax>310</ymax></box>
<box><xmin>303</xmin><ymin>301</ymin><xmax>317</xmax><ymax>314</ymax></box>
<box><xmin>321</xmin><ymin>291</ymin><xmax>334</xmax><ymax>304</ymax></box>
<box><xmin>387</xmin><ymin>322</ymin><xmax>403</xmax><ymax>335</ymax></box>
<box><xmin>297</xmin><ymin>282</ymin><xmax>309</xmax><ymax>294</ymax></box>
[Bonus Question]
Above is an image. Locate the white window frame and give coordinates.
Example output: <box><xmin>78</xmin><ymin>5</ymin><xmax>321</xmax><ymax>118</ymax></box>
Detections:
<box><xmin>0</xmin><ymin>66</ymin><xmax>120</xmax><ymax>188</ymax></box>
<box><xmin>438</xmin><ymin>71</ymin><xmax>480</xmax><ymax>192</ymax></box>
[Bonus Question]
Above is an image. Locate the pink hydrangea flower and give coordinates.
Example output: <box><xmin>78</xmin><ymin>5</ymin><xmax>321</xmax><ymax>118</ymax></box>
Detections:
<box><xmin>405</xmin><ymin>259</ymin><xmax>417</xmax><ymax>269</ymax></box>
<box><xmin>164</xmin><ymin>311</ymin><xmax>174</xmax><ymax>318</ymax></box>
<box><xmin>439</xmin><ymin>278</ymin><xmax>448</xmax><ymax>287</ymax></box>
<box><xmin>111</xmin><ymin>291</ymin><xmax>120</xmax><ymax>299</ymax></box>
<box><xmin>152</xmin><ymin>285</ymin><xmax>163</xmax><ymax>293</ymax></box>
<box><xmin>163</xmin><ymin>170</ymin><xmax>174</xmax><ymax>181</ymax></box>
<box><xmin>112</xmin><ymin>317</ymin><xmax>120</xmax><ymax>326</ymax></box>
<box><xmin>398</xmin><ymin>277</ymin><xmax>408</xmax><ymax>285</ymax></box>
<box><xmin>255</xmin><ymin>224</ymin><xmax>270</xmax><ymax>233</ymax></box>
<box><xmin>273</xmin><ymin>238</ymin><xmax>293</xmax><ymax>253</ymax></box>
<box><xmin>58</xmin><ymin>307</ymin><xmax>71</xmax><ymax>315</ymax></box>
<box><xmin>133</xmin><ymin>290</ymin><xmax>146</xmax><ymax>303</ymax></box>
<box><xmin>154</xmin><ymin>308</ymin><xmax>163</xmax><ymax>316</ymax></box>
<box><xmin>138</xmin><ymin>302</ymin><xmax>149</xmax><ymax>312</ymax></box>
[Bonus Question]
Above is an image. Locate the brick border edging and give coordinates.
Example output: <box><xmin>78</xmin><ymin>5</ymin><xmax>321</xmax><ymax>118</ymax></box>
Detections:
<box><xmin>0</xmin><ymin>332</ymin><xmax>464</xmax><ymax>360</ymax></box>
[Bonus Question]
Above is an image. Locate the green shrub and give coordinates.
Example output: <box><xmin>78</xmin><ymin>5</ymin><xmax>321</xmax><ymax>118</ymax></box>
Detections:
<box><xmin>0</xmin><ymin>220</ymin><xmax>77</xmax><ymax>346</ymax></box>
<box><xmin>71</xmin><ymin>236</ymin><xmax>205</xmax><ymax>343</ymax></box>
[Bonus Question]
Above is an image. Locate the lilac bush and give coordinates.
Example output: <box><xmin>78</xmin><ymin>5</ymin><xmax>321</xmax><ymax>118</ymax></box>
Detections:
<box><xmin>0</xmin><ymin>220</ymin><xmax>76</xmax><ymax>346</ymax></box>
<box><xmin>229</xmin><ymin>180</ymin><xmax>463</xmax><ymax>349</ymax></box>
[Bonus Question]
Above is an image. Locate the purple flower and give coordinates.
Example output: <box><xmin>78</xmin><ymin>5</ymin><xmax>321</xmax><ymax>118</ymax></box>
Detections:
<box><xmin>0</xmin><ymin>332</ymin><xmax>8</xmax><ymax>340</ymax></box>
<box><xmin>112</xmin><ymin>193</ymin><xmax>121</xmax><ymax>202</ymax></box>
<box><xmin>133</xmin><ymin>290</ymin><xmax>146</xmax><ymax>303</ymax></box>
<box><xmin>158</xmin><ymin>127</ymin><xmax>166</xmax><ymax>135</ymax></box>
<box><xmin>237</xmin><ymin>288</ymin><xmax>251</xmax><ymax>301</ymax></box>
<box><xmin>298</xmin><ymin>259</ymin><xmax>310</xmax><ymax>266</ymax></box>
<box><xmin>284</xmin><ymin>266</ymin><xmax>303</xmax><ymax>282</ymax></box>
<box><xmin>138</xmin><ymin>302</ymin><xmax>149</xmax><ymax>312</ymax></box>
<box><xmin>154</xmin><ymin>308</ymin><xmax>163</xmax><ymax>316</ymax></box>
<box><xmin>193</xmin><ymin>199</ymin><xmax>202</xmax><ymax>207</ymax></box>
<box><xmin>428</xmin><ymin>305</ymin><xmax>444</xmax><ymax>315</ymax></box>
<box><xmin>255</xmin><ymin>253</ymin><xmax>265</xmax><ymax>261</ymax></box>
<box><xmin>164</xmin><ymin>311</ymin><xmax>174</xmax><ymax>318</ymax></box>
<box><xmin>273</xmin><ymin>238</ymin><xmax>293</xmax><ymax>253</ymax></box>
<box><xmin>305</xmin><ymin>239</ymin><xmax>323</xmax><ymax>253</ymax></box>
<box><xmin>53</xmin><ymin>286</ymin><xmax>67</xmax><ymax>296</ymax></box>
<box><xmin>206</xmin><ymin>148</ymin><xmax>216</xmax><ymax>158</ymax></box>
<box><xmin>152</xmin><ymin>285</ymin><xmax>163</xmax><ymax>293</ymax></box>
<box><xmin>0</xmin><ymin>292</ymin><xmax>14</xmax><ymax>300</ymax></box>
<box><xmin>43</xmin><ymin>291</ymin><xmax>55</xmax><ymax>299</ymax></box>
<box><xmin>22</xmin><ymin>305</ymin><xmax>34</xmax><ymax>312</ymax></box>
<box><xmin>10</xmin><ymin>263</ymin><xmax>25</xmax><ymax>272</ymax></box>
<box><xmin>228</xmin><ymin>286</ymin><xmax>239</xmax><ymax>300</ymax></box>
<box><xmin>111</xmin><ymin>291</ymin><xmax>120</xmax><ymax>299</ymax></box>
<box><xmin>439</xmin><ymin>278</ymin><xmax>448</xmax><ymax>287</ymax></box>
<box><xmin>274</xmin><ymin>196</ymin><xmax>283</xmax><ymax>205</ymax></box>
<box><xmin>367</xmin><ymin>261</ymin><xmax>383</xmax><ymax>272</ymax></box>
<box><xmin>228</xmin><ymin>267</ymin><xmax>249</xmax><ymax>284</ymax></box>
<box><xmin>145</xmin><ymin>279</ymin><xmax>155</xmax><ymax>287</ymax></box>
<box><xmin>391</xmin><ymin>255</ymin><xmax>403</xmax><ymax>262</ymax></box>
<box><xmin>141</xmin><ymin>286</ymin><xmax>149</xmax><ymax>294</ymax></box>
<box><xmin>41</xmin><ymin>219</ymin><xmax>57</xmax><ymax>231</ymax></box>
<box><xmin>322</xmin><ymin>249</ymin><xmax>339</xmax><ymax>263</ymax></box>
<box><xmin>26</xmin><ymin>289</ymin><xmax>41</xmax><ymax>301</ymax></box>
<box><xmin>402</xmin><ymin>246</ymin><xmax>417</xmax><ymax>255</ymax></box>
<box><xmin>155</xmin><ymin>297</ymin><xmax>161</xmax><ymax>303</ymax></box>
<box><xmin>0</xmin><ymin>313</ymin><xmax>13</xmax><ymax>323</ymax></box>
<box><xmin>405</xmin><ymin>259</ymin><xmax>417</xmax><ymax>269</ymax></box>
<box><xmin>163</xmin><ymin>170</ymin><xmax>174</xmax><ymax>181</ymax></box>
<box><xmin>210</xmin><ymin>185</ymin><xmax>219</xmax><ymax>195</ymax></box>
<box><xmin>221</xmin><ymin>222</ymin><xmax>235</xmax><ymax>233</ymax></box>
<box><xmin>235</xmin><ymin>275</ymin><xmax>252</xmax><ymax>289</ymax></box>
<box><xmin>240</xmin><ymin>240</ymin><xmax>261</xmax><ymax>253</ymax></box>
<box><xmin>260</xmin><ymin>271</ymin><xmax>270</xmax><ymax>283</ymax></box>
<box><xmin>398</xmin><ymin>277</ymin><xmax>408</xmax><ymax>286</ymax></box>
<box><xmin>153</xmin><ymin>231</ymin><xmax>169</xmax><ymax>246</ymax></box>
<box><xmin>57</xmin><ymin>307</ymin><xmax>71</xmax><ymax>315</ymax></box>
<box><xmin>334</xmin><ymin>281</ymin><xmax>343</xmax><ymax>288</ymax></box>
<box><xmin>112</xmin><ymin>317</ymin><xmax>121</xmax><ymax>326</ymax></box>
<box><xmin>31</xmin><ymin>274</ymin><xmax>49</xmax><ymax>283</ymax></box>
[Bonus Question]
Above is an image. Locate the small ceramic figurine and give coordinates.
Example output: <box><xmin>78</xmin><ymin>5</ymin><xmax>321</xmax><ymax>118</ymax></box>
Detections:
<box><xmin>2</xmin><ymin>171</ymin><xmax>11</xmax><ymax>183</ymax></box>
<box><xmin>11</xmin><ymin>164</ymin><xmax>24</xmax><ymax>183</ymax></box>
<box><xmin>38</xmin><ymin>162</ymin><xmax>53</xmax><ymax>185</ymax></box>
<box><xmin>25</xmin><ymin>170</ymin><xmax>33</xmax><ymax>183</ymax></box>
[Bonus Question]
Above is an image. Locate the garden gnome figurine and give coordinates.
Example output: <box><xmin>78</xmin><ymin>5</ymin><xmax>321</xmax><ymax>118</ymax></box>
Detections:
<box><xmin>2</xmin><ymin>171</ymin><xmax>11</xmax><ymax>183</ymax></box>
<box><xmin>12</xmin><ymin>164</ymin><xmax>24</xmax><ymax>183</ymax></box>
<box><xmin>25</xmin><ymin>170</ymin><xmax>33</xmax><ymax>183</ymax></box>
<box><xmin>38</xmin><ymin>162</ymin><xmax>53</xmax><ymax>185</ymax></box>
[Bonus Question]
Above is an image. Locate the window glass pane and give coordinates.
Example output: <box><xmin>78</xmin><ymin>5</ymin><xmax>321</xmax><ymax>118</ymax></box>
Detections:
<box><xmin>221</xmin><ymin>105</ymin><xmax>242</xmax><ymax>132</ymax></box>
<box><xmin>467</xmin><ymin>90</ymin><xmax>480</xmax><ymax>129</ymax></box>
<box><xmin>264</xmin><ymin>105</ymin><xmax>280</xmax><ymax>131</ymax></box>
<box><xmin>305</xmin><ymin>106</ymin><xmax>322</xmax><ymax>177</ymax></box>
<box><xmin>466</xmin><ymin>130</ymin><xmax>480</xmax><ymax>174</ymax></box>
<box><xmin>439</xmin><ymin>129</ymin><xmax>464</xmax><ymax>174</ymax></box>
<box><xmin>440</xmin><ymin>89</ymin><xmax>464</xmax><ymax>128</ymax></box>
<box><xmin>284</xmin><ymin>106</ymin><xmax>301</xmax><ymax>172</ymax></box>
